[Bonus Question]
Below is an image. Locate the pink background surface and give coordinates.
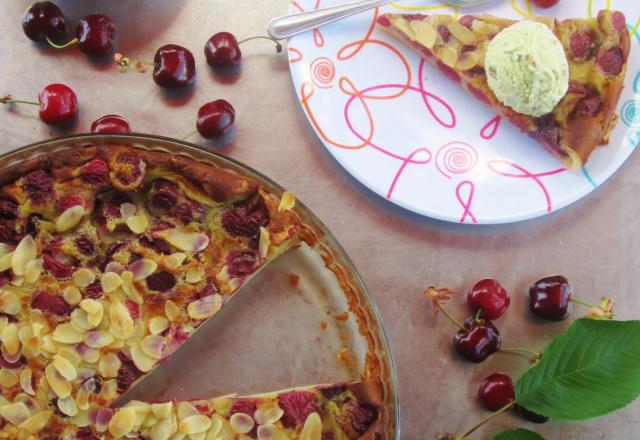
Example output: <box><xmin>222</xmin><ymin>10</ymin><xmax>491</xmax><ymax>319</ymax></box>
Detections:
<box><xmin>1</xmin><ymin>1</ymin><xmax>640</xmax><ymax>438</ymax></box>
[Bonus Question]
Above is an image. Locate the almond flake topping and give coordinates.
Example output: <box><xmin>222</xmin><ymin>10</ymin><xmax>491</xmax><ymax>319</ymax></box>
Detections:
<box><xmin>57</xmin><ymin>396</ymin><xmax>78</xmax><ymax>417</ymax></box>
<box><xmin>24</xmin><ymin>258</ymin><xmax>43</xmax><ymax>284</ymax></box>
<box><xmin>164</xmin><ymin>252</ymin><xmax>187</xmax><ymax>270</ymax></box>
<box><xmin>20</xmin><ymin>368</ymin><xmax>34</xmax><ymax>395</ymax></box>
<box><xmin>151</xmin><ymin>402</ymin><xmax>173</xmax><ymax>419</ymax></box>
<box><xmin>130</xmin><ymin>258</ymin><xmax>158</xmax><ymax>280</ymax></box>
<box><xmin>157</xmin><ymin>229</ymin><xmax>210</xmax><ymax>253</ymax></box>
<box><xmin>0</xmin><ymin>252</ymin><xmax>14</xmax><ymax>272</ymax></box>
<box><xmin>57</xmin><ymin>347</ymin><xmax>81</xmax><ymax>366</ymax></box>
<box><xmin>51</xmin><ymin>323</ymin><xmax>84</xmax><ymax>344</ymax></box>
<box><xmin>149</xmin><ymin>316</ymin><xmax>170</xmax><ymax>335</ymax></box>
<box><xmin>180</xmin><ymin>414</ymin><xmax>212</xmax><ymax>434</ymax></box>
<box><xmin>0</xmin><ymin>243</ymin><xmax>13</xmax><ymax>259</ymax></box>
<box><xmin>19</xmin><ymin>410</ymin><xmax>54</xmax><ymax>434</ymax></box>
<box><xmin>151</xmin><ymin>415</ymin><xmax>178</xmax><ymax>440</ymax></box>
<box><xmin>121</xmin><ymin>271</ymin><xmax>143</xmax><ymax>304</ymax></box>
<box><xmin>109</xmin><ymin>301</ymin><xmax>135</xmax><ymax>339</ymax></box>
<box><xmin>84</xmin><ymin>329</ymin><xmax>114</xmax><ymax>348</ymax></box>
<box><xmin>140</xmin><ymin>334</ymin><xmax>165</xmax><ymax>359</ymax></box>
<box><xmin>101</xmin><ymin>272</ymin><xmax>123</xmax><ymax>293</ymax></box>
<box><xmin>254</xmin><ymin>406</ymin><xmax>285</xmax><ymax>425</ymax></box>
<box><xmin>257</xmin><ymin>424</ymin><xmax>288</xmax><ymax>440</ymax></box>
<box><xmin>105</xmin><ymin>261</ymin><xmax>125</xmax><ymax>274</ymax></box>
<box><xmin>278</xmin><ymin>191</ymin><xmax>296</xmax><ymax>213</ymax></box>
<box><xmin>99</xmin><ymin>352</ymin><xmax>122</xmax><ymax>378</ymax></box>
<box><xmin>0</xmin><ymin>369</ymin><xmax>19</xmax><ymax>388</ymax></box>
<box><xmin>0</xmin><ymin>291</ymin><xmax>20</xmax><ymax>315</ymax></box>
<box><xmin>299</xmin><ymin>412</ymin><xmax>322</xmax><ymax>440</ymax></box>
<box><xmin>165</xmin><ymin>300</ymin><xmax>181</xmax><ymax>322</ymax></box>
<box><xmin>0</xmin><ymin>401</ymin><xmax>30</xmax><ymax>426</ymax></box>
<box><xmin>73</xmin><ymin>268</ymin><xmax>96</xmax><ymax>288</ymax></box>
<box><xmin>45</xmin><ymin>363</ymin><xmax>71</xmax><ymax>398</ymax></box>
<box><xmin>187</xmin><ymin>295</ymin><xmax>222</xmax><ymax>320</ymax></box>
<box><xmin>185</xmin><ymin>267</ymin><xmax>205</xmax><ymax>284</ymax></box>
<box><xmin>56</xmin><ymin>205</ymin><xmax>86</xmax><ymax>232</ymax></box>
<box><xmin>11</xmin><ymin>235</ymin><xmax>36</xmax><ymax>276</ymax></box>
<box><xmin>410</xmin><ymin>19</ymin><xmax>437</xmax><ymax>49</ymax></box>
<box><xmin>130</xmin><ymin>343</ymin><xmax>157</xmax><ymax>372</ymax></box>
<box><xmin>259</xmin><ymin>227</ymin><xmax>270</xmax><ymax>259</ymax></box>
<box><xmin>109</xmin><ymin>407</ymin><xmax>137</xmax><ymax>437</ymax></box>
<box><xmin>230</xmin><ymin>413</ymin><xmax>254</xmax><ymax>434</ymax></box>
<box><xmin>127</xmin><ymin>212</ymin><xmax>149</xmax><ymax>234</ymax></box>
<box><xmin>1</xmin><ymin>323</ymin><xmax>19</xmax><ymax>355</ymax></box>
<box><xmin>52</xmin><ymin>354</ymin><xmax>78</xmax><ymax>381</ymax></box>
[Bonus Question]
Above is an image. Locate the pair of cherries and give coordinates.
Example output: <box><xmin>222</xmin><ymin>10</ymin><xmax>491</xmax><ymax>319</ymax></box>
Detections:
<box><xmin>23</xmin><ymin>2</ymin><xmax>115</xmax><ymax>55</ymax></box>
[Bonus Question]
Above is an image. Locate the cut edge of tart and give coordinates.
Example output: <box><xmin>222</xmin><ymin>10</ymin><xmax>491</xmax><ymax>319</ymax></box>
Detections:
<box><xmin>376</xmin><ymin>10</ymin><xmax>631</xmax><ymax>168</ymax></box>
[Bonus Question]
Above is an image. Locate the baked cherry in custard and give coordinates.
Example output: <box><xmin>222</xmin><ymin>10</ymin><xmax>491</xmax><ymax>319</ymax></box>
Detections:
<box><xmin>22</xmin><ymin>1</ymin><xmax>67</xmax><ymax>42</ymax></box>
<box><xmin>529</xmin><ymin>275</ymin><xmax>573</xmax><ymax>321</ymax></box>
<box><xmin>453</xmin><ymin>318</ymin><xmax>501</xmax><ymax>363</ymax></box>
<box><xmin>467</xmin><ymin>279</ymin><xmax>510</xmax><ymax>320</ymax></box>
<box><xmin>478</xmin><ymin>373</ymin><xmax>515</xmax><ymax>411</ymax></box>
<box><xmin>153</xmin><ymin>44</ymin><xmax>196</xmax><ymax>88</ymax></box>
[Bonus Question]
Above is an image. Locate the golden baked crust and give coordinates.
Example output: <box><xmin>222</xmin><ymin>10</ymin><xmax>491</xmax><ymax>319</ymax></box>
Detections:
<box><xmin>377</xmin><ymin>10</ymin><xmax>630</xmax><ymax>168</ymax></box>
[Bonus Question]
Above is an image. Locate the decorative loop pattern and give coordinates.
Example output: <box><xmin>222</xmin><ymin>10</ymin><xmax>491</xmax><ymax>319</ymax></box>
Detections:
<box><xmin>310</xmin><ymin>57</ymin><xmax>336</xmax><ymax>89</ymax></box>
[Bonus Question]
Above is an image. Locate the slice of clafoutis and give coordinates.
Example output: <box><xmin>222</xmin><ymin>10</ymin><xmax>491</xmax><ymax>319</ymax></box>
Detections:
<box><xmin>59</xmin><ymin>380</ymin><xmax>384</xmax><ymax>439</ymax></box>
<box><xmin>0</xmin><ymin>145</ymin><xmax>298</xmax><ymax>437</ymax></box>
<box><xmin>377</xmin><ymin>10</ymin><xmax>630</xmax><ymax>168</ymax></box>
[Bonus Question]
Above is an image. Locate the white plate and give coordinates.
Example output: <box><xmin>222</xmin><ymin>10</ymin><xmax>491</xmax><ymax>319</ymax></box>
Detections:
<box><xmin>288</xmin><ymin>0</ymin><xmax>640</xmax><ymax>224</ymax></box>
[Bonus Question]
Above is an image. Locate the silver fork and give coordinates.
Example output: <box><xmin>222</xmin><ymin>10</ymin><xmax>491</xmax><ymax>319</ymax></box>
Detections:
<box><xmin>267</xmin><ymin>0</ymin><xmax>493</xmax><ymax>40</ymax></box>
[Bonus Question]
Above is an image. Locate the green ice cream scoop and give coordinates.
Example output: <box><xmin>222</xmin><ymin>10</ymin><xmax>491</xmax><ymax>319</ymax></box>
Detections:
<box><xmin>485</xmin><ymin>20</ymin><xmax>569</xmax><ymax>117</ymax></box>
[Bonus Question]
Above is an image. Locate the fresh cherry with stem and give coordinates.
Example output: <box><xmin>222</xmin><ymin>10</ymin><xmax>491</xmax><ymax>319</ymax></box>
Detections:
<box><xmin>22</xmin><ymin>2</ymin><xmax>67</xmax><ymax>43</ymax></box>
<box><xmin>91</xmin><ymin>115</ymin><xmax>130</xmax><ymax>133</ymax></box>
<box><xmin>467</xmin><ymin>278</ymin><xmax>510</xmax><ymax>320</ymax></box>
<box><xmin>46</xmin><ymin>14</ymin><xmax>115</xmax><ymax>55</ymax></box>
<box><xmin>204</xmin><ymin>32</ymin><xmax>283</xmax><ymax>69</ymax></box>
<box><xmin>181</xmin><ymin>100</ymin><xmax>236</xmax><ymax>141</ymax></box>
<box><xmin>529</xmin><ymin>275</ymin><xmax>614</xmax><ymax>321</ymax></box>
<box><xmin>152</xmin><ymin>44</ymin><xmax>196</xmax><ymax>88</ymax></box>
<box><xmin>0</xmin><ymin>83</ymin><xmax>77</xmax><ymax>125</ymax></box>
<box><xmin>478</xmin><ymin>373</ymin><xmax>515</xmax><ymax>411</ymax></box>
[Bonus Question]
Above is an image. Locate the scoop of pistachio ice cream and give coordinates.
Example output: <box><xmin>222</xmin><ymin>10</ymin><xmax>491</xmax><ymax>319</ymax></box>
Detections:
<box><xmin>484</xmin><ymin>20</ymin><xmax>569</xmax><ymax>117</ymax></box>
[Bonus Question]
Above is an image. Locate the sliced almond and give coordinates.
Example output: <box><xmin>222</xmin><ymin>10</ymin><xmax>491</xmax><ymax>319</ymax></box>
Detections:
<box><xmin>0</xmin><ymin>252</ymin><xmax>14</xmax><ymax>272</ymax></box>
<box><xmin>57</xmin><ymin>347</ymin><xmax>81</xmax><ymax>366</ymax></box>
<box><xmin>165</xmin><ymin>300</ymin><xmax>181</xmax><ymax>322</ymax></box>
<box><xmin>120</xmin><ymin>203</ymin><xmax>137</xmax><ymax>219</ymax></box>
<box><xmin>57</xmin><ymin>396</ymin><xmax>78</xmax><ymax>417</ymax></box>
<box><xmin>0</xmin><ymin>369</ymin><xmax>19</xmax><ymax>388</ymax></box>
<box><xmin>185</xmin><ymin>267</ymin><xmax>205</xmax><ymax>284</ymax></box>
<box><xmin>456</xmin><ymin>50</ymin><xmax>479</xmax><ymax>71</ymax></box>
<box><xmin>0</xmin><ymin>291</ymin><xmax>21</xmax><ymax>315</ymax></box>
<box><xmin>1</xmin><ymin>323</ymin><xmax>19</xmax><ymax>355</ymax></box>
<box><xmin>299</xmin><ymin>412</ymin><xmax>322</xmax><ymax>440</ymax></box>
<box><xmin>150</xmin><ymin>415</ymin><xmax>177</xmax><ymax>440</ymax></box>
<box><xmin>51</xmin><ymin>323</ymin><xmax>84</xmax><ymax>344</ymax></box>
<box><xmin>177</xmin><ymin>402</ymin><xmax>199</xmax><ymax>420</ymax></box>
<box><xmin>99</xmin><ymin>379</ymin><xmax>118</xmax><ymax>402</ymax></box>
<box><xmin>127</xmin><ymin>213</ymin><xmax>149</xmax><ymax>234</ymax></box>
<box><xmin>24</xmin><ymin>258</ymin><xmax>43</xmax><ymax>284</ymax></box>
<box><xmin>130</xmin><ymin>343</ymin><xmax>156</xmax><ymax>373</ymax></box>
<box><xmin>22</xmin><ymin>336</ymin><xmax>41</xmax><ymax>359</ymax></box>
<box><xmin>0</xmin><ymin>401</ymin><xmax>30</xmax><ymax>426</ymax></box>
<box><xmin>164</xmin><ymin>252</ymin><xmax>187</xmax><ymax>270</ymax></box>
<box><xmin>45</xmin><ymin>363</ymin><xmax>71</xmax><ymax>398</ymax></box>
<box><xmin>254</xmin><ymin>406</ymin><xmax>284</xmax><ymax>425</ymax></box>
<box><xmin>18</xmin><ymin>410</ymin><xmax>53</xmax><ymax>434</ymax></box>
<box><xmin>109</xmin><ymin>407</ymin><xmax>137</xmax><ymax>437</ymax></box>
<box><xmin>121</xmin><ymin>271</ymin><xmax>144</xmax><ymax>305</ymax></box>
<box><xmin>95</xmin><ymin>408</ymin><xmax>115</xmax><ymax>432</ymax></box>
<box><xmin>63</xmin><ymin>286</ymin><xmax>82</xmax><ymax>305</ymax></box>
<box><xmin>187</xmin><ymin>295</ymin><xmax>222</xmax><ymax>320</ymax></box>
<box><xmin>410</xmin><ymin>19</ymin><xmax>437</xmax><ymax>49</ymax></box>
<box><xmin>105</xmin><ymin>261</ymin><xmax>125</xmax><ymax>274</ymax></box>
<box><xmin>130</xmin><ymin>259</ymin><xmax>158</xmax><ymax>280</ymax></box>
<box><xmin>72</xmin><ymin>268</ymin><xmax>96</xmax><ymax>288</ymax></box>
<box><xmin>440</xmin><ymin>46</ymin><xmax>458</xmax><ymax>68</ymax></box>
<box><xmin>151</xmin><ymin>402</ymin><xmax>173</xmax><ymax>420</ymax></box>
<box><xmin>101</xmin><ymin>272</ymin><xmax>123</xmax><ymax>293</ymax></box>
<box><xmin>98</xmin><ymin>352</ymin><xmax>122</xmax><ymax>378</ymax></box>
<box><xmin>56</xmin><ymin>205</ymin><xmax>85</xmax><ymax>232</ymax></box>
<box><xmin>229</xmin><ymin>413</ymin><xmax>254</xmax><ymax>434</ymax></box>
<box><xmin>258</xmin><ymin>227</ymin><xmax>269</xmax><ymax>259</ymax></box>
<box><xmin>156</xmin><ymin>229</ymin><xmax>210</xmax><ymax>253</ymax></box>
<box><xmin>257</xmin><ymin>424</ymin><xmax>288</xmax><ymax>440</ymax></box>
<box><xmin>109</xmin><ymin>301</ymin><xmax>135</xmax><ymax>339</ymax></box>
<box><xmin>71</xmin><ymin>308</ymin><xmax>92</xmax><ymax>332</ymax></box>
<box><xmin>11</xmin><ymin>235</ymin><xmax>36</xmax><ymax>276</ymax></box>
<box><xmin>83</xmin><ymin>330</ymin><xmax>114</xmax><ymax>348</ymax></box>
<box><xmin>52</xmin><ymin>354</ymin><xmax>77</xmax><ymax>381</ymax></box>
<box><xmin>140</xmin><ymin>334</ymin><xmax>165</xmax><ymax>359</ymax></box>
<box><xmin>149</xmin><ymin>316</ymin><xmax>170</xmax><ymax>335</ymax></box>
<box><xmin>79</xmin><ymin>298</ymin><xmax>101</xmax><ymax>316</ymax></box>
<box><xmin>179</xmin><ymin>414</ymin><xmax>212</xmax><ymax>435</ymax></box>
<box><xmin>471</xmin><ymin>19</ymin><xmax>500</xmax><ymax>35</ymax></box>
<box><xmin>75</xmin><ymin>378</ymin><xmax>95</xmax><ymax>410</ymax></box>
<box><xmin>278</xmin><ymin>191</ymin><xmax>296</xmax><ymax>213</ymax></box>
<box><xmin>0</xmin><ymin>243</ymin><xmax>13</xmax><ymax>259</ymax></box>
<box><xmin>20</xmin><ymin>368</ymin><xmax>34</xmax><ymax>395</ymax></box>
<box><xmin>448</xmin><ymin>21</ymin><xmax>478</xmax><ymax>45</ymax></box>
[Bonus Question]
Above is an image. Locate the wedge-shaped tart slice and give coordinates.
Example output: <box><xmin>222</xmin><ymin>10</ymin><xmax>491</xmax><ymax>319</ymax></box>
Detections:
<box><xmin>8</xmin><ymin>380</ymin><xmax>383</xmax><ymax>439</ymax></box>
<box><xmin>377</xmin><ymin>10</ymin><xmax>630</xmax><ymax>168</ymax></box>
<box><xmin>0</xmin><ymin>145</ymin><xmax>298</xmax><ymax>436</ymax></box>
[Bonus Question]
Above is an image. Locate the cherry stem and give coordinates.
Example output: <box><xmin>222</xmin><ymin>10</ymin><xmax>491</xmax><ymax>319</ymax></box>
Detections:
<box><xmin>237</xmin><ymin>35</ymin><xmax>283</xmax><ymax>53</ymax></box>
<box><xmin>46</xmin><ymin>37</ymin><xmax>78</xmax><ymax>49</ymax></box>
<box><xmin>500</xmin><ymin>347</ymin><xmax>541</xmax><ymax>359</ymax></box>
<box><xmin>180</xmin><ymin>128</ymin><xmax>198</xmax><ymax>141</ymax></box>
<box><xmin>474</xmin><ymin>308</ymin><xmax>482</xmax><ymax>322</ymax></box>
<box><xmin>435</xmin><ymin>301</ymin><xmax>465</xmax><ymax>331</ymax></box>
<box><xmin>0</xmin><ymin>97</ymin><xmax>39</xmax><ymax>106</ymax></box>
<box><xmin>571</xmin><ymin>297</ymin><xmax>595</xmax><ymax>309</ymax></box>
<box><xmin>461</xmin><ymin>401</ymin><xmax>515</xmax><ymax>438</ymax></box>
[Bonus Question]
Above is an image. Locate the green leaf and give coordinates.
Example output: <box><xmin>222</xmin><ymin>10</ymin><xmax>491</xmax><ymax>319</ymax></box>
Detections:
<box><xmin>492</xmin><ymin>428</ymin><xmax>545</xmax><ymax>440</ymax></box>
<box><xmin>515</xmin><ymin>319</ymin><xmax>640</xmax><ymax>420</ymax></box>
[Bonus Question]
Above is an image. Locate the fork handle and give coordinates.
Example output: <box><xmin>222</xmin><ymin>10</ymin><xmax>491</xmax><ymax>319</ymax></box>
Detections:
<box><xmin>267</xmin><ymin>0</ymin><xmax>393</xmax><ymax>40</ymax></box>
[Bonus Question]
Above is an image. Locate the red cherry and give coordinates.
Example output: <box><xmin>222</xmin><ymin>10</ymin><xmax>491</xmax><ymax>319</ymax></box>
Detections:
<box><xmin>22</xmin><ymin>2</ymin><xmax>67</xmax><ymax>42</ymax></box>
<box><xmin>467</xmin><ymin>279</ymin><xmax>510</xmax><ymax>320</ymax></box>
<box><xmin>478</xmin><ymin>373</ymin><xmax>515</xmax><ymax>411</ymax></box>
<box><xmin>453</xmin><ymin>318</ymin><xmax>501</xmax><ymax>363</ymax></box>
<box><xmin>530</xmin><ymin>0</ymin><xmax>560</xmax><ymax>8</ymax></box>
<box><xmin>153</xmin><ymin>44</ymin><xmax>196</xmax><ymax>88</ymax></box>
<box><xmin>76</xmin><ymin>15</ymin><xmax>115</xmax><ymax>55</ymax></box>
<box><xmin>205</xmin><ymin>32</ymin><xmax>242</xmax><ymax>68</ymax></box>
<box><xmin>529</xmin><ymin>275</ymin><xmax>573</xmax><ymax>321</ymax></box>
<box><xmin>38</xmin><ymin>83</ymin><xmax>78</xmax><ymax>124</ymax></box>
<box><xmin>91</xmin><ymin>114</ymin><xmax>130</xmax><ymax>133</ymax></box>
<box><xmin>196</xmin><ymin>100</ymin><xmax>235</xmax><ymax>138</ymax></box>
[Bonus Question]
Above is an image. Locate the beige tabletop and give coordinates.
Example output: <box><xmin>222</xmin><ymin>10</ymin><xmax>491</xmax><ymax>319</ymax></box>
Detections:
<box><xmin>1</xmin><ymin>1</ymin><xmax>640</xmax><ymax>439</ymax></box>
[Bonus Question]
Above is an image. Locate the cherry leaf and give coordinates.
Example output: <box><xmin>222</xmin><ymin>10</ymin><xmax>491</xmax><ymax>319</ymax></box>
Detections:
<box><xmin>515</xmin><ymin>319</ymin><xmax>640</xmax><ymax>420</ymax></box>
<box><xmin>492</xmin><ymin>428</ymin><xmax>545</xmax><ymax>440</ymax></box>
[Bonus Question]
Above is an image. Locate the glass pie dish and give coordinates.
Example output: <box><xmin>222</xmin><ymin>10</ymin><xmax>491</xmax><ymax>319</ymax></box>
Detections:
<box><xmin>0</xmin><ymin>133</ymin><xmax>400</xmax><ymax>439</ymax></box>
